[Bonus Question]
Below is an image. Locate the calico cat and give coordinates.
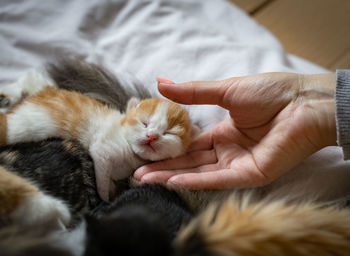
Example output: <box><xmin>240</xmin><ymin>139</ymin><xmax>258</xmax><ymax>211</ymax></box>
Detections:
<box><xmin>0</xmin><ymin>71</ymin><xmax>195</xmax><ymax>203</ymax></box>
<box><xmin>0</xmin><ymin>138</ymin><xmax>101</xmax><ymax>221</ymax></box>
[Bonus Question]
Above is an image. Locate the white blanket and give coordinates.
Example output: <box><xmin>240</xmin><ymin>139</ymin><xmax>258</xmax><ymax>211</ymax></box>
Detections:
<box><xmin>0</xmin><ymin>0</ymin><xmax>349</xmax><ymax>202</ymax></box>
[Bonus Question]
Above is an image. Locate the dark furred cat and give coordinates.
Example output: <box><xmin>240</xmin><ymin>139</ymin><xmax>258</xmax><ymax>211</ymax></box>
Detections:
<box><xmin>85</xmin><ymin>184</ymin><xmax>193</xmax><ymax>256</ymax></box>
<box><xmin>0</xmin><ymin>139</ymin><xmax>101</xmax><ymax>221</ymax></box>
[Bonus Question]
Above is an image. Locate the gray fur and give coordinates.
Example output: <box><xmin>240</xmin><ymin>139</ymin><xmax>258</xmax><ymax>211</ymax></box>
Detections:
<box><xmin>0</xmin><ymin>139</ymin><xmax>101</xmax><ymax>221</ymax></box>
<box><xmin>47</xmin><ymin>58</ymin><xmax>151</xmax><ymax>112</ymax></box>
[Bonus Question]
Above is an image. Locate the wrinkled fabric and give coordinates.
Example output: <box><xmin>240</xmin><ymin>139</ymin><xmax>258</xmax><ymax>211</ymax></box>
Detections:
<box><xmin>0</xmin><ymin>0</ymin><xmax>349</xmax><ymax>202</ymax></box>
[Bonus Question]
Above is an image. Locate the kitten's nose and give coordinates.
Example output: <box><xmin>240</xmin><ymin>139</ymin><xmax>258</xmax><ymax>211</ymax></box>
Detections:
<box><xmin>146</xmin><ymin>133</ymin><xmax>159</xmax><ymax>143</ymax></box>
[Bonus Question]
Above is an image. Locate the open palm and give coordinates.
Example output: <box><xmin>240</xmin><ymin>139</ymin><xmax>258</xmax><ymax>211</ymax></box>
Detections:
<box><xmin>134</xmin><ymin>73</ymin><xmax>336</xmax><ymax>189</ymax></box>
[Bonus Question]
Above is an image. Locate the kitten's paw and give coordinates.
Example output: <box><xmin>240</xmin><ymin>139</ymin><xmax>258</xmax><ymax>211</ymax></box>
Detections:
<box><xmin>0</xmin><ymin>94</ymin><xmax>10</xmax><ymax>108</ymax></box>
<box><xmin>0</xmin><ymin>86</ymin><xmax>21</xmax><ymax>113</ymax></box>
<box><xmin>11</xmin><ymin>193</ymin><xmax>71</xmax><ymax>229</ymax></box>
<box><xmin>0</xmin><ymin>94</ymin><xmax>12</xmax><ymax>113</ymax></box>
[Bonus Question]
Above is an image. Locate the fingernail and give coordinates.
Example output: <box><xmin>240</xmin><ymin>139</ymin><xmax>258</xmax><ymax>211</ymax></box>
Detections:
<box><xmin>133</xmin><ymin>173</ymin><xmax>141</xmax><ymax>181</ymax></box>
<box><xmin>133</xmin><ymin>166</ymin><xmax>148</xmax><ymax>180</ymax></box>
<box><xmin>156</xmin><ymin>77</ymin><xmax>174</xmax><ymax>84</ymax></box>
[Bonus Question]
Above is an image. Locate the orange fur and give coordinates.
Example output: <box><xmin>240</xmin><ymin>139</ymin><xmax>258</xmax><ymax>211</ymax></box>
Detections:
<box><xmin>176</xmin><ymin>196</ymin><xmax>350</xmax><ymax>255</ymax></box>
<box><xmin>0</xmin><ymin>166</ymin><xmax>38</xmax><ymax>216</ymax></box>
<box><xmin>165</xmin><ymin>101</ymin><xmax>191</xmax><ymax>151</ymax></box>
<box><xmin>120</xmin><ymin>108</ymin><xmax>138</xmax><ymax>126</ymax></box>
<box><xmin>28</xmin><ymin>88</ymin><xmax>112</xmax><ymax>138</ymax></box>
<box><xmin>0</xmin><ymin>151</ymin><xmax>18</xmax><ymax>165</ymax></box>
<box><xmin>62</xmin><ymin>140</ymin><xmax>74</xmax><ymax>152</ymax></box>
<box><xmin>121</xmin><ymin>98</ymin><xmax>159</xmax><ymax>126</ymax></box>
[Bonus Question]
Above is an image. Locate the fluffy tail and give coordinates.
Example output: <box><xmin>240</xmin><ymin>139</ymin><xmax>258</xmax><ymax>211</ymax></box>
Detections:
<box><xmin>174</xmin><ymin>195</ymin><xmax>350</xmax><ymax>256</ymax></box>
<box><xmin>46</xmin><ymin>58</ymin><xmax>151</xmax><ymax>112</ymax></box>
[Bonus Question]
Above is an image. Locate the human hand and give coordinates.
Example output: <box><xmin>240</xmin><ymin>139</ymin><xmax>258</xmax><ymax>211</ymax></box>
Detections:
<box><xmin>133</xmin><ymin>72</ymin><xmax>336</xmax><ymax>189</ymax></box>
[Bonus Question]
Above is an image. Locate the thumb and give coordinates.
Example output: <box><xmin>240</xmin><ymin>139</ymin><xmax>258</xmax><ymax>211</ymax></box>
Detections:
<box><xmin>156</xmin><ymin>77</ymin><xmax>233</xmax><ymax>106</ymax></box>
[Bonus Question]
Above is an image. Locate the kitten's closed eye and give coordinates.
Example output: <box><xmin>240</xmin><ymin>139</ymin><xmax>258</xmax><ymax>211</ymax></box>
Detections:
<box><xmin>165</xmin><ymin>125</ymin><xmax>182</xmax><ymax>136</ymax></box>
<box><xmin>141</xmin><ymin>120</ymin><xmax>148</xmax><ymax>128</ymax></box>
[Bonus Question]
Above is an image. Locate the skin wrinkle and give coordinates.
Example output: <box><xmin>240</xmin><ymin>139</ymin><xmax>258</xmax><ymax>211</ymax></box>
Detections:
<box><xmin>188</xmin><ymin>149</ymin><xmax>217</xmax><ymax>168</ymax></box>
<box><xmin>188</xmin><ymin>130</ymin><xmax>213</xmax><ymax>152</ymax></box>
<box><xmin>188</xmin><ymin>81</ymin><xmax>196</xmax><ymax>105</ymax></box>
<box><xmin>249</xmin><ymin>149</ymin><xmax>269</xmax><ymax>183</ymax></box>
<box><xmin>219</xmin><ymin>79</ymin><xmax>234</xmax><ymax>110</ymax></box>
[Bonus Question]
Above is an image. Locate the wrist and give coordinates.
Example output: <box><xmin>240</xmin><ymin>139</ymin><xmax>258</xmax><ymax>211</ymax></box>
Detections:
<box><xmin>300</xmin><ymin>73</ymin><xmax>336</xmax><ymax>148</ymax></box>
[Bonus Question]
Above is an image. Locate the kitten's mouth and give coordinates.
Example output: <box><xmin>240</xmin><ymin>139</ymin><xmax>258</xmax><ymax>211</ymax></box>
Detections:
<box><xmin>141</xmin><ymin>142</ymin><xmax>156</xmax><ymax>152</ymax></box>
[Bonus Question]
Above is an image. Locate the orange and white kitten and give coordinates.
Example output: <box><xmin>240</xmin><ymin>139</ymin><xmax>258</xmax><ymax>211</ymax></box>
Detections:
<box><xmin>0</xmin><ymin>71</ymin><xmax>194</xmax><ymax>202</ymax></box>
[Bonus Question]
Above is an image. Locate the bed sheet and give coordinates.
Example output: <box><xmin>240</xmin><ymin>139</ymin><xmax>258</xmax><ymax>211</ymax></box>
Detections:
<box><xmin>0</xmin><ymin>0</ymin><xmax>349</xmax><ymax>202</ymax></box>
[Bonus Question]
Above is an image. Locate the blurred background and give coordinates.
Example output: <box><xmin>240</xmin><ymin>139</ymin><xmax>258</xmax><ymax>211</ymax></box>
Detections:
<box><xmin>230</xmin><ymin>0</ymin><xmax>350</xmax><ymax>71</ymax></box>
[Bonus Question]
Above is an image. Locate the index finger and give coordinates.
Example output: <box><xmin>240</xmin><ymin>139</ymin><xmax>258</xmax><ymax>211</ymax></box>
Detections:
<box><xmin>158</xmin><ymin>79</ymin><xmax>233</xmax><ymax>107</ymax></box>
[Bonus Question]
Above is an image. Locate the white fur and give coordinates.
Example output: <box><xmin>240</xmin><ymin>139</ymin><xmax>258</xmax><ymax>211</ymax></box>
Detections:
<box><xmin>10</xmin><ymin>192</ymin><xmax>71</xmax><ymax>229</ymax></box>
<box><xmin>0</xmin><ymin>70</ymin><xmax>54</xmax><ymax>113</ymax></box>
<box><xmin>86</xmin><ymin>110</ymin><xmax>145</xmax><ymax>201</ymax></box>
<box><xmin>6</xmin><ymin>101</ymin><xmax>59</xmax><ymax>144</ymax></box>
<box><xmin>87</xmin><ymin>110</ymin><xmax>145</xmax><ymax>178</ymax></box>
<box><xmin>125</xmin><ymin>102</ymin><xmax>183</xmax><ymax>161</ymax></box>
<box><xmin>49</xmin><ymin>221</ymin><xmax>87</xmax><ymax>256</ymax></box>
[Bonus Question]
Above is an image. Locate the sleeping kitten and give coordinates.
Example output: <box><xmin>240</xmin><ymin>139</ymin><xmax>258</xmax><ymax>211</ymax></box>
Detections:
<box><xmin>0</xmin><ymin>71</ymin><xmax>195</xmax><ymax>202</ymax></box>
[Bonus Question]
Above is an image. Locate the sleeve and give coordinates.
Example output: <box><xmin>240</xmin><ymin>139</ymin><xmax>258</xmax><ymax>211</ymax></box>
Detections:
<box><xmin>335</xmin><ymin>69</ymin><xmax>350</xmax><ymax>160</ymax></box>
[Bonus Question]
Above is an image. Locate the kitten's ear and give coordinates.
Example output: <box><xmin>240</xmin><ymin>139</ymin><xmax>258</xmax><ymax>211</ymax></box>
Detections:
<box><xmin>126</xmin><ymin>97</ymin><xmax>141</xmax><ymax>112</ymax></box>
<box><xmin>190</xmin><ymin>124</ymin><xmax>201</xmax><ymax>140</ymax></box>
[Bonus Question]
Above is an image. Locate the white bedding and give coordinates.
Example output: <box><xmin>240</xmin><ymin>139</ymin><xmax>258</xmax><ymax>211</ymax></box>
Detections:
<box><xmin>0</xmin><ymin>0</ymin><xmax>349</xmax><ymax>202</ymax></box>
